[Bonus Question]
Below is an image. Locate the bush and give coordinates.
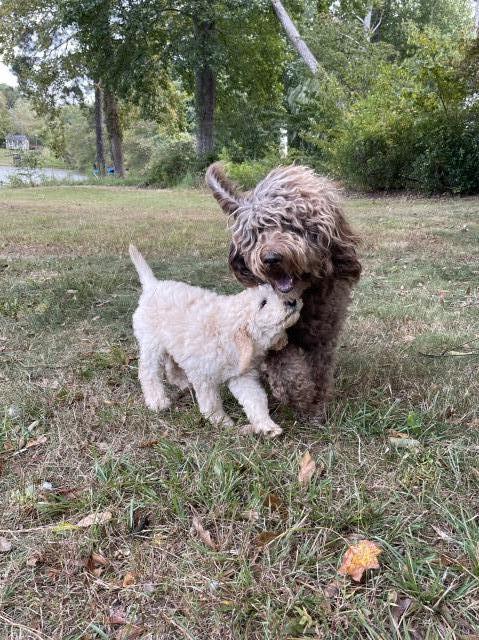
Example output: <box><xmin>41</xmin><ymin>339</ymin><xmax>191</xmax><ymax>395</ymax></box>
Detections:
<box><xmin>144</xmin><ymin>136</ymin><xmax>197</xmax><ymax>187</ymax></box>
<box><xmin>330</xmin><ymin>31</ymin><xmax>479</xmax><ymax>194</ymax></box>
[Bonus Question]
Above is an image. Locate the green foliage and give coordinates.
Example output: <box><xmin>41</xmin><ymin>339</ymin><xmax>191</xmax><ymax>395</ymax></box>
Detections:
<box><xmin>331</xmin><ymin>29</ymin><xmax>479</xmax><ymax>193</ymax></box>
<box><xmin>144</xmin><ymin>136</ymin><xmax>197</xmax><ymax>187</ymax></box>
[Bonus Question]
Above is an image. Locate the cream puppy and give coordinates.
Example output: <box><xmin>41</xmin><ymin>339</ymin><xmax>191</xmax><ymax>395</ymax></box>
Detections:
<box><xmin>129</xmin><ymin>245</ymin><xmax>302</xmax><ymax>437</ymax></box>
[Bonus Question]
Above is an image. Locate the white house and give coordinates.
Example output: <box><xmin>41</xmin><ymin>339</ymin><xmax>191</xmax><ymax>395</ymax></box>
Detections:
<box><xmin>6</xmin><ymin>134</ymin><xmax>29</xmax><ymax>151</ymax></box>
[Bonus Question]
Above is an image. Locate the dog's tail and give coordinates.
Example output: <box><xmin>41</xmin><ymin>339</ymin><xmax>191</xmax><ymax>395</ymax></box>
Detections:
<box><xmin>129</xmin><ymin>244</ymin><xmax>157</xmax><ymax>290</ymax></box>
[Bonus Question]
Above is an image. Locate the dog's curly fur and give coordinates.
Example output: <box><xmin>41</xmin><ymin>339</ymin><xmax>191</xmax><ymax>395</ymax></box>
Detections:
<box><xmin>129</xmin><ymin>245</ymin><xmax>302</xmax><ymax>436</ymax></box>
<box><xmin>206</xmin><ymin>163</ymin><xmax>361</xmax><ymax>418</ymax></box>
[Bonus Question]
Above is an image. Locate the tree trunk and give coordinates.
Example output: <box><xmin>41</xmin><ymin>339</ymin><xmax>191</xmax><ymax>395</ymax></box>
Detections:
<box><xmin>271</xmin><ymin>0</ymin><xmax>318</xmax><ymax>75</ymax></box>
<box><xmin>94</xmin><ymin>83</ymin><xmax>106</xmax><ymax>177</ymax></box>
<box><xmin>103</xmin><ymin>87</ymin><xmax>124</xmax><ymax>178</ymax></box>
<box><xmin>194</xmin><ymin>19</ymin><xmax>216</xmax><ymax>161</ymax></box>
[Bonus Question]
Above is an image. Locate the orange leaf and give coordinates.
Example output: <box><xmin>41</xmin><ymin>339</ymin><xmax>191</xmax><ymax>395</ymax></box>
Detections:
<box><xmin>298</xmin><ymin>451</ymin><xmax>316</xmax><ymax>486</ymax></box>
<box><xmin>122</xmin><ymin>571</ymin><xmax>137</xmax><ymax>588</ymax></box>
<box><xmin>338</xmin><ymin>540</ymin><xmax>382</xmax><ymax>582</ymax></box>
<box><xmin>253</xmin><ymin>531</ymin><xmax>281</xmax><ymax>546</ymax></box>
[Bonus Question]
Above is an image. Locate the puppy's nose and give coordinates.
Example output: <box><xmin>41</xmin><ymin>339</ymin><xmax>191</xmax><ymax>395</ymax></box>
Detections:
<box><xmin>263</xmin><ymin>252</ymin><xmax>282</xmax><ymax>265</ymax></box>
<box><xmin>285</xmin><ymin>299</ymin><xmax>297</xmax><ymax>308</ymax></box>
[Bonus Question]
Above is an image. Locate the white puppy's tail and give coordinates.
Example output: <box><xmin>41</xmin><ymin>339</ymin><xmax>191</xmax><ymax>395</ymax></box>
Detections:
<box><xmin>129</xmin><ymin>244</ymin><xmax>157</xmax><ymax>290</ymax></box>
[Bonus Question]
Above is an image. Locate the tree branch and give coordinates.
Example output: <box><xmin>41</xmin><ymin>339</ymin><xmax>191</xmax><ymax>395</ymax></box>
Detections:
<box><xmin>271</xmin><ymin>0</ymin><xmax>318</xmax><ymax>75</ymax></box>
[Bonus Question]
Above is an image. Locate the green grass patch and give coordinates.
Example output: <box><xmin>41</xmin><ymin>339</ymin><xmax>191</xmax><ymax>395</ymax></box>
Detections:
<box><xmin>0</xmin><ymin>186</ymin><xmax>478</xmax><ymax>638</ymax></box>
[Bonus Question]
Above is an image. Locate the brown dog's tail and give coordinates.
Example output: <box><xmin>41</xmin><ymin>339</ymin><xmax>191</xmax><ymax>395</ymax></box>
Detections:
<box><xmin>129</xmin><ymin>244</ymin><xmax>157</xmax><ymax>290</ymax></box>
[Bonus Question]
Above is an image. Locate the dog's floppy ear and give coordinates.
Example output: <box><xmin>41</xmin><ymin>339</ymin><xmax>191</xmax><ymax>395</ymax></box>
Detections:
<box><xmin>330</xmin><ymin>217</ymin><xmax>362</xmax><ymax>282</ymax></box>
<box><xmin>206</xmin><ymin>162</ymin><xmax>242</xmax><ymax>216</ymax></box>
<box><xmin>234</xmin><ymin>326</ymin><xmax>254</xmax><ymax>374</ymax></box>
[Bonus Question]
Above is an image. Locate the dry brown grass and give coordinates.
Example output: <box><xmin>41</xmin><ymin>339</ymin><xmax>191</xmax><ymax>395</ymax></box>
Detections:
<box><xmin>0</xmin><ymin>185</ymin><xmax>478</xmax><ymax>639</ymax></box>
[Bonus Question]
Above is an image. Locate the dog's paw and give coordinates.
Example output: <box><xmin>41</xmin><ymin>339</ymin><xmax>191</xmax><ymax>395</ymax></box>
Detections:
<box><xmin>240</xmin><ymin>422</ymin><xmax>283</xmax><ymax>438</ymax></box>
<box><xmin>221</xmin><ymin>415</ymin><xmax>234</xmax><ymax>428</ymax></box>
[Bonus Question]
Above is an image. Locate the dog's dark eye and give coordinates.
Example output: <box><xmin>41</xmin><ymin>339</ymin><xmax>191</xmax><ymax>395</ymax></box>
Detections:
<box><xmin>259</xmin><ymin>299</ymin><xmax>267</xmax><ymax>309</ymax></box>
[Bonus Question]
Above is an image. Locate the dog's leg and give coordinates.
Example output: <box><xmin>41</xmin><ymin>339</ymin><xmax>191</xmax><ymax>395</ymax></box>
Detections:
<box><xmin>165</xmin><ymin>355</ymin><xmax>190</xmax><ymax>391</ymax></box>
<box><xmin>191</xmin><ymin>380</ymin><xmax>234</xmax><ymax>428</ymax></box>
<box><xmin>265</xmin><ymin>279</ymin><xmax>352</xmax><ymax>422</ymax></box>
<box><xmin>138</xmin><ymin>343</ymin><xmax>171</xmax><ymax>411</ymax></box>
<box><xmin>228</xmin><ymin>372</ymin><xmax>283</xmax><ymax>438</ymax></box>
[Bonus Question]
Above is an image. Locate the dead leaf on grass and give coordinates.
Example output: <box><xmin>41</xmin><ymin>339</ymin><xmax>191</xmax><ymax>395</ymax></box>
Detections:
<box><xmin>253</xmin><ymin>531</ymin><xmax>281</xmax><ymax>546</ymax></box>
<box><xmin>109</xmin><ymin>606</ymin><xmax>128</xmax><ymax>625</ymax></box>
<box><xmin>138</xmin><ymin>439</ymin><xmax>159</xmax><ymax>448</ymax></box>
<box><xmin>115</xmin><ymin>624</ymin><xmax>146</xmax><ymax>640</ymax></box>
<box><xmin>191</xmin><ymin>516</ymin><xmax>217</xmax><ymax>550</ymax></box>
<box><xmin>323</xmin><ymin>580</ymin><xmax>341</xmax><ymax>599</ymax></box>
<box><xmin>76</xmin><ymin>511</ymin><xmax>112</xmax><ymax>528</ymax></box>
<box><xmin>240</xmin><ymin>509</ymin><xmax>260</xmax><ymax>522</ymax></box>
<box><xmin>26</xmin><ymin>550</ymin><xmax>43</xmax><ymax>567</ymax></box>
<box><xmin>86</xmin><ymin>552</ymin><xmax>108</xmax><ymax>576</ymax></box>
<box><xmin>389</xmin><ymin>436</ymin><xmax>421</xmax><ymax>451</ymax></box>
<box><xmin>338</xmin><ymin>540</ymin><xmax>382</xmax><ymax>582</ymax></box>
<box><xmin>122</xmin><ymin>571</ymin><xmax>137</xmax><ymax>588</ymax></box>
<box><xmin>0</xmin><ymin>537</ymin><xmax>12</xmax><ymax>553</ymax></box>
<box><xmin>298</xmin><ymin>451</ymin><xmax>316</xmax><ymax>486</ymax></box>
<box><xmin>263</xmin><ymin>493</ymin><xmax>288</xmax><ymax>519</ymax></box>
<box><xmin>391</xmin><ymin>595</ymin><xmax>412</xmax><ymax>625</ymax></box>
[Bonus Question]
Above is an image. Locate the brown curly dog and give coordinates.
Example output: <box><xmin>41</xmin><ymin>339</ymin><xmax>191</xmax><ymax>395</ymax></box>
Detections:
<box><xmin>206</xmin><ymin>162</ymin><xmax>361</xmax><ymax>420</ymax></box>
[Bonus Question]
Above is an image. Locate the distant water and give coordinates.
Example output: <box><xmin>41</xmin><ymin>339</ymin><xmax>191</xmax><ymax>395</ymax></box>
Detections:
<box><xmin>0</xmin><ymin>165</ymin><xmax>87</xmax><ymax>186</ymax></box>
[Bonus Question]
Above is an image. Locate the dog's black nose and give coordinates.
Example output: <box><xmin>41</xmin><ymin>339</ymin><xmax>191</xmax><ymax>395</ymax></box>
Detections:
<box><xmin>286</xmin><ymin>299</ymin><xmax>297</xmax><ymax>308</ymax></box>
<box><xmin>263</xmin><ymin>252</ymin><xmax>282</xmax><ymax>265</ymax></box>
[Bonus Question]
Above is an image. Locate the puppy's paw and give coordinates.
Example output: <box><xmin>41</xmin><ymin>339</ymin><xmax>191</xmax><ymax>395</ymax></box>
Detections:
<box><xmin>221</xmin><ymin>415</ymin><xmax>234</xmax><ymax>428</ymax></box>
<box><xmin>240</xmin><ymin>422</ymin><xmax>283</xmax><ymax>438</ymax></box>
<box><xmin>144</xmin><ymin>394</ymin><xmax>171</xmax><ymax>411</ymax></box>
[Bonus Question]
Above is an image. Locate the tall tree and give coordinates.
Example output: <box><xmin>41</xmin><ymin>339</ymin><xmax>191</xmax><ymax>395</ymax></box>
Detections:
<box><xmin>94</xmin><ymin>83</ymin><xmax>106</xmax><ymax>176</ymax></box>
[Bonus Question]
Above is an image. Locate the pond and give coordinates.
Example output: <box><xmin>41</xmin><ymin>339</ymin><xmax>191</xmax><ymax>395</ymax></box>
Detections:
<box><xmin>0</xmin><ymin>165</ymin><xmax>87</xmax><ymax>186</ymax></box>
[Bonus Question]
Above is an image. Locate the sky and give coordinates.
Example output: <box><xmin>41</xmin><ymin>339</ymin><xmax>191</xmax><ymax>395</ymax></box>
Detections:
<box><xmin>0</xmin><ymin>61</ymin><xmax>18</xmax><ymax>87</ymax></box>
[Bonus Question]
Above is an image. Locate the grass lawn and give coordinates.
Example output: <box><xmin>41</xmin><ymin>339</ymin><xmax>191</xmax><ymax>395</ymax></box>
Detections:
<box><xmin>0</xmin><ymin>185</ymin><xmax>478</xmax><ymax>639</ymax></box>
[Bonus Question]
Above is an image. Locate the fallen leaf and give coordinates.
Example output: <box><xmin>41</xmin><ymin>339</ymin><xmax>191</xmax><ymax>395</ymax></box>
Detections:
<box><xmin>240</xmin><ymin>509</ymin><xmax>260</xmax><ymax>522</ymax></box>
<box><xmin>26</xmin><ymin>550</ymin><xmax>43</xmax><ymax>567</ymax></box>
<box><xmin>391</xmin><ymin>595</ymin><xmax>412</xmax><ymax>625</ymax></box>
<box><xmin>76</xmin><ymin>511</ymin><xmax>112</xmax><ymax>528</ymax></box>
<box><xmin>131</xmin><ymin>508</ymin><xmax>152</xmax><ymax>534</ymax></box>
<box><xmin>109</xmin><ymin>606</ymin><xmax>128</xmax><ymax>625</ymax></box>
<box><xmin>115</xmin><ymin>624</ymin><xmax>146</xmax><ymax>640</ymax></box>
<box><xmin>85</xmin><ymin>552</ymin><xmax>108</xmax><ymax>576</ymax></box>
<box><xmin>338</xmin><ymin>540</ymin><xmax>382</xmax><ymax>582</ymax></box>
<box><xmin>253</xmin><ymin>531</ymin><xmax>281</xmax><ymax>546</ymax></box>
<box><xmin>138</xmin><ymin>439</ymin><xmax>159</xmax><ymax>448</ymax></box>
<box><xmin>389</xmin><ymin>437</ymin><xmax>421</xmax><ymax>451</ymax></box>
<box><xmin>431</xmin><ymin>525</ymin><xmax>455</xmax><ymax>543</ymax></box>
<box><xmin>191</xmin><ymin>516</ymin><xmax>217</xmax><ymax>550</ymax></box>
<box><xmin>298</xmin><ymin>451</ymin><xmax>316</xmax><ymax>486</ymax></box>
<box><xmin>323</xmin><ymin>580</ymin><xmax>341</xmax><ymax>599</ymax></box>
<box><xmin>263</xmin><ymin>493</ymin><xmax>288</xmax><ymax>519</ymax></box>
<box><xmin>0</xmin><ymin>537</ymin><xmax>12</xmax><ymax>553</ymax></box>
<box><xmin>122</xmin><ymin>571</ymin><xmax>137</xmax><ymax>588</ymax></box>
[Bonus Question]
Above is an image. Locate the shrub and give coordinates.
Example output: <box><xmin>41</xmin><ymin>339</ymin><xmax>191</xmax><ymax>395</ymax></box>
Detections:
<box><xmin>330</xmin><ymin>31</ymin><xmax>479</xmax><ymax>194</ymax></box>
<box><xmin>144</xmin><ymin>136</ymin><xmax>197</xmax><ymax>187</ymax></box>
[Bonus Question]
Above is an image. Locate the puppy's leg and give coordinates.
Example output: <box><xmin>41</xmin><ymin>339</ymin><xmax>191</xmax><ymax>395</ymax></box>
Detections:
<box><xmin>191</xmin><ymin>379</ymin><xmax>234</xmax><ymax>428</ymax></box>
<box><xmin>138</xmin><ymin>342</ymin><xmax>171</xmax><ymax>411</ymax></box>
<box><xmin>228</xmin><ymin>372</ymin><xmax>282</xmax><ymax>438</ymax></box>
<box><xmin>165</xmin><ymin>355</ymin><xmax>190</xmax><ymax>391</ymax></box>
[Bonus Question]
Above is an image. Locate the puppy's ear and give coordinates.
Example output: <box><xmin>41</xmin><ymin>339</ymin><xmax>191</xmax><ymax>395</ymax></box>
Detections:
<box><xmin>234</xmin><ymin>326</ymin><xmax>254</xmax><ymax>374</ymax></box>
<box><xmin>206</xmin><ymin>162</ymin><xmax>242</xmax><ymax>216</ymax></box>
